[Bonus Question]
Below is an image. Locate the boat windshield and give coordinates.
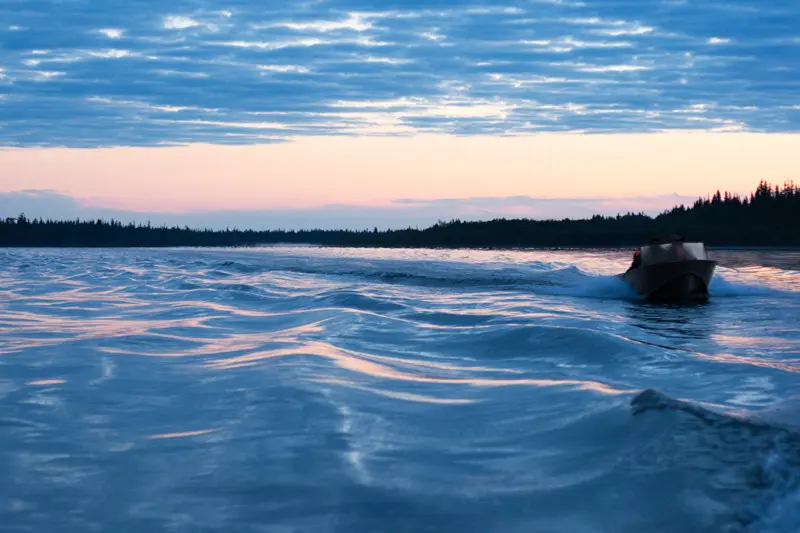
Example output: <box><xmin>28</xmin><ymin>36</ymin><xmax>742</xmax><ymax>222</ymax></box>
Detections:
<box><xmin>639</xmin><ymin>242</ymin><xmax>708</xmax><ymax>265</ymax></box>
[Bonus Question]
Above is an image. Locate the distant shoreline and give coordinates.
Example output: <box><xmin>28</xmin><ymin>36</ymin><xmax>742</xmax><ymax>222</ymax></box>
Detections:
<box><xmin>2</xmin><ymin>244</ymin><xmax>800</xmax><ymax>252</ymax></box>
<box><xmin>2</xmin><ymin>180</ymin><xmax>798</xmax><ymax>249</ymax></box>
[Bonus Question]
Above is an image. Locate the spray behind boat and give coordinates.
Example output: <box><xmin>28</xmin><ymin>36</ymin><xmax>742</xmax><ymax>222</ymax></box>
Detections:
<box><xmin>621</xmin><ymin>235</ymin><xmax>717</xmax><ymax>302</ymax></box>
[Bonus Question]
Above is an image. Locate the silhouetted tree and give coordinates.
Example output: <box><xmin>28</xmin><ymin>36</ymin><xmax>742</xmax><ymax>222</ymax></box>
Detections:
<box><xmin>0</xmin><ymin>181</ymin><xmax>798</xmax><ymax>248</ymax></box>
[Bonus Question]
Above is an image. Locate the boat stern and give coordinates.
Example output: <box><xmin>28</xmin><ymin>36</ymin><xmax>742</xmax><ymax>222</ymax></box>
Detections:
<box><xmin>623</xmin><ymin>259</ymin><xmax>717</xmax><ymax>302</ymax></box>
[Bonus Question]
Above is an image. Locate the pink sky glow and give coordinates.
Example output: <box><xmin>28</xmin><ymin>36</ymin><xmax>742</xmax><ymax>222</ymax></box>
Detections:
<box><xmin>2</xmin><ymin>132</ymin><xmax>799</xmax><ymax>217</ymax></box>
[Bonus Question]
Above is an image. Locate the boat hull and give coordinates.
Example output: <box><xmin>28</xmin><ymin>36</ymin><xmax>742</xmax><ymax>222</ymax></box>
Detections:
<box><xmin>621</xmin><ymin>260</ymin><xmax>717</xmax><ymax>302</ymax></box>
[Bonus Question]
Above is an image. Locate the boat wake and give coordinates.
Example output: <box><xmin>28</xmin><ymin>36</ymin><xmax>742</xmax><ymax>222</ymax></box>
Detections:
<box><xmin>629</xmin><ymin>389</ymin><xmax>800</xmax><ymax>533</ymax></box>
<box><xmin>709</xmin><ymin>275</ymin><xmax>792</xmax><ymax>298</ymax></box>
<box><xmin>197</xmin><ymin>250</ymin><xmax>797</xmax><ymax>302</ymax></box>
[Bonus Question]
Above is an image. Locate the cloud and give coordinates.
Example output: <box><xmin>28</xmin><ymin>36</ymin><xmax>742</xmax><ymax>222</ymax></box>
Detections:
<box><xmin>0</xmin><ymin>0</ymin><xmax>798</xmax><ymax>147</ymax></box>
<box><xmin>163</xmin><ymin>16</ymin><xmax>203</xmax><ymax>30</ymax></box>
<box><xmin>88</xmin><ymin>49</ymin><xmax>135</xmax><ymax>59</ymax></box>
<box><xmin>269</xmin><ymin>13</ymin><xmax>374</xmax><ymax>33</ymax></box>
<box><xmin>566</xmin><ymin>63</ymin><xmax>652</xmax><ymax>73</ymax></box>
<box><xmin>98</xmin><ymin>28</ymin><xmax>124</xmax><ymax>39</ymax></box>
<box><xmin>392</xmin><ymin>193</ymin><xmax>701</xmax><ymax>220</ymax></box>
<box><xmin>0</xmin><ymin>190</ymin><xmax>702</xmax><ymax>231</ymax></box>
<box><xmin>258</xmin><ymin>64</ymin><xmax>310</xmax><ymax>73</ymax></box>
<box><xmin>590</xmin><ymin>26</ymin><xmax>654</xmax><ymax>37</ymax></box>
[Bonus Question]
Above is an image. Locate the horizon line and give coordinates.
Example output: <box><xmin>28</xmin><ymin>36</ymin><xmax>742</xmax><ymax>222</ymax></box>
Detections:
<box><xmin>4</xmin><ymin>179</ymin><xmax>793</xmax><ymax>233</ymax></box>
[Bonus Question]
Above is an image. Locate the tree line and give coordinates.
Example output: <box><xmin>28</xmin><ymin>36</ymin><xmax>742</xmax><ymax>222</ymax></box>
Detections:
<box><xmin>1</xmin><ymin>180</ymin><xmax>798</xmax><ymax>248</ymax></box>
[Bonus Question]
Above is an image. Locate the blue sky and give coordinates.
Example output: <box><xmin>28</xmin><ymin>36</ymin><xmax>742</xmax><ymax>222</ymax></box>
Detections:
<box><xmin>2</xmin><ymin>0</ymin><xmax>799</xmax><ymax>147</ymax></box>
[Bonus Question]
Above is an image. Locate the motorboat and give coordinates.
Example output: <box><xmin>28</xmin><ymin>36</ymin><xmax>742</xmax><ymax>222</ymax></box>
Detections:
<box><xmin>620</xmin><ymin>236</ymin><xmax>717</xmax><ymax>302</ymax></box>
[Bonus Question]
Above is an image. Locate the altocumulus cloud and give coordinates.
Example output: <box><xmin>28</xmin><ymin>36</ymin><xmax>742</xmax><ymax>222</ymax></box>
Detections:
<box><xmin>0</xmin><ymin>0</ymin><xmax>799</xmax><ymax>147</ymax></box>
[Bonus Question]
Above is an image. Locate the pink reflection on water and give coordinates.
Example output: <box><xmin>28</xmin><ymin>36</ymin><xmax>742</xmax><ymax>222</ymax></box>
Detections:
<box><xmin>27</xmin><ymin>379</ymin><xmax>66</xmax><ymax>386</ymax></box>
<box><xmin>148</xmin><ymin>428</ymin><xmax>220</xmax><ymax>440</ymax></box>
<box><xmin>205</xmin><ymin>338</ymin><xmax>631</xmax><ymax>396</ymax></box>
<box><xmin>0</xmin><ymin>312</ymin><xmax>213</xmax><ymax>354</ymax></box>
<box><xmin>695</xmin><ymin>351</ymin><xmax>800</xmax><ymax>374</ymax></box>
<box><xmin>311</xmin><ymin>377</ymin><xmax>477</xmax><ymax>405</ymax></box>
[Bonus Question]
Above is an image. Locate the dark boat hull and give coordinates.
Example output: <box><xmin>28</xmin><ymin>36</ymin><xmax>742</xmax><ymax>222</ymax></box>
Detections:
<box><xmin>621</xmin><ymin>260</ymin><xmax>717</xmax><ymax>302</ymax></box>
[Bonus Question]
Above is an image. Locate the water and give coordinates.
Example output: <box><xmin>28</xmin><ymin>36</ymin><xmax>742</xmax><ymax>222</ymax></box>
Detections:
<box><xmin>1</xmin><ymin>246</ymin><xmax>799</xmax><ymax>533</ymax></box>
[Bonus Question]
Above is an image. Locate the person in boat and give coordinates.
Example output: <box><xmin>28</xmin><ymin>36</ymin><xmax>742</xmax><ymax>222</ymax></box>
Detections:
<box><xmin>629</xmin><ymin>234</ymin><xmax>687</xmax><ymax>270</ymax></box>
<box><xmin>628</xmin><ymin>248</ymin><xmax>642</xmax><ymax>271</ymax></box>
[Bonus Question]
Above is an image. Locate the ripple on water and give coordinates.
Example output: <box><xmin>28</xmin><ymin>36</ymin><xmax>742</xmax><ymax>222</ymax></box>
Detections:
<box><xmin>0</xmin><ymin>247</ymin><xmax>798</xmax><ymax>532</ymax></box>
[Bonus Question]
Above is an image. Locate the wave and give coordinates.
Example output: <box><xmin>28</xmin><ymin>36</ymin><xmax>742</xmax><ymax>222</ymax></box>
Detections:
<box><xmin>207</xmin><ymin>256</ymin><xmax>630</xmax><ymax>298</ymax></box>
<box><xmin>710</xmin><ymin>276</ymin><xmax>789</xmax><ymax>298</ymax></box>
<box><xmin>629</xmin><ymin>389</ymin><xmax>800</xmax><ymax>533</ymax></box>
<box><xmin>204</xmin><ymin>254</ymin><xmax>797</xmax><ymax>301</ymax></box>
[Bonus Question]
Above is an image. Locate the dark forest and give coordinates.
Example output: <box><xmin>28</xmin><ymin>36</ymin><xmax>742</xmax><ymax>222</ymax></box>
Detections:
<box><xmin>1</xmin><ymin>180</ymin><xmax>797</xmax><ymax>248</ymax></box>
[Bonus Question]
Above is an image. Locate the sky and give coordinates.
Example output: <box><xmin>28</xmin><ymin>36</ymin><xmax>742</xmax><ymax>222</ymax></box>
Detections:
<box><xmin>1</xmin><ymin>0</ymin><xmax>799</xmax><ymax>229</ymax></box>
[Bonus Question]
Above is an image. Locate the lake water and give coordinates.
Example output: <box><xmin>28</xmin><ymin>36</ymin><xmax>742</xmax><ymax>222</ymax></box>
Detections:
<box><xmin>1</xmin><ymin>246</ymin><xmax>799</xmax><ymax>533</ymax></box>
